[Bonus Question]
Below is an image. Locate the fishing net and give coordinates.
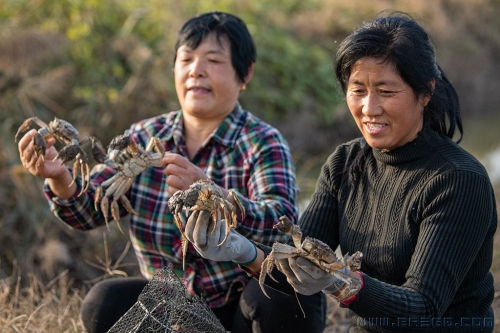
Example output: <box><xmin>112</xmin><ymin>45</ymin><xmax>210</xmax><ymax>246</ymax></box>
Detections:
<box><xmin>107</xmin><ymin>266</ymin><xmax>229</xmax><ymax>333</ymax></box>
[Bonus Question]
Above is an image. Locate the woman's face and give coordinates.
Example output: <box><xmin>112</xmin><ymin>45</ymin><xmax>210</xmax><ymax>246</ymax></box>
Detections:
<box><xmin>346</xmin><ymin>57</ymin><xmax>430</xmax><ymax>151</ymax></box>
<box><xmin>174</xmin><ymin>32</ymin><xmax>247</xmax><ymax>121</ymax></box>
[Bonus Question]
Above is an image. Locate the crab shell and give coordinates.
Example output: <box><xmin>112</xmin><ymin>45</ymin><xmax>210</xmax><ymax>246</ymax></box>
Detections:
<box><xmin>93</xmin><ymin>135</ymin><xmax>165</xmax><ymax>234</ymax></box>
<box><xmin>167</xmin><ymin>179</ymin><xmax>246</xmax><ymax>270</ymax></box>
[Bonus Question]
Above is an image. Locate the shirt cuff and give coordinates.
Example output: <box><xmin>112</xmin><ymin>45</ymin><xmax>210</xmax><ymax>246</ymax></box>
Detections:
<box><xmin>340</xmin><ymin>271</ymin><xmax>364</xmax><ymax>306</ymax></box>
<box><xmin>43</xmin><ymin>177</ymin><xmax>82</xmax><ymax>206</ymax></box>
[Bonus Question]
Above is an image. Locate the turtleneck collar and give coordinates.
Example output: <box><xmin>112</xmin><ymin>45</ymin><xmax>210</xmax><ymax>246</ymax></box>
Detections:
<box><xmin>371</xmin><ymin>126</ymin><xmax>441</xmax><ymax>165</ymax></box>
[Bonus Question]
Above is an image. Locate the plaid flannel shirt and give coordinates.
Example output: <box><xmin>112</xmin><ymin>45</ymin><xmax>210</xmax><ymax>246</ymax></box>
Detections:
<box><xmin>44</xmin><ymin>104</ymin><xmax>298</xmax><ymax>308</ymax></box>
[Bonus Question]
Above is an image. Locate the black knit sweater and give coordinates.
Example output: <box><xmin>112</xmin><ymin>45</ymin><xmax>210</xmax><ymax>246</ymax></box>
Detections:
<box><xmin>269</xmin><ymin>127</ymin><xmax>497</xmax><ymax>332</ymax></box>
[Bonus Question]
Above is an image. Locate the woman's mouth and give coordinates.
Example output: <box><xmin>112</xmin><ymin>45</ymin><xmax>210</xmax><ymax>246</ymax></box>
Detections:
<box><xmin>187</xmin><ymin>86</ymin><xmax>210</xmax><ymax>98</ymax></box>
<box><xmin>364</xmin><ymin>122</ymin><xmax>387</xmax><ymax>135</ymax></box>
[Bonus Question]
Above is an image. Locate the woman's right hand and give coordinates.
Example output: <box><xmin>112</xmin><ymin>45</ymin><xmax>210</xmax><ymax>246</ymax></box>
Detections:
<box><xmin>18</xmin><ymin>129</ymin><xmax>69</xmax><ymax>180</ymax></box>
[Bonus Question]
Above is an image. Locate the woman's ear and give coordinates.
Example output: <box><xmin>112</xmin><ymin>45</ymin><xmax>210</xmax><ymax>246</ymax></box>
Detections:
<box><xmin>243</xmin><ymin>62</ymin><xmax>255</xmax><ymax>86</ymax></box>
<box><xmin>422</xmin><ymin>79</ymin><xmax>436</xmax><ymax>106</ymax></box>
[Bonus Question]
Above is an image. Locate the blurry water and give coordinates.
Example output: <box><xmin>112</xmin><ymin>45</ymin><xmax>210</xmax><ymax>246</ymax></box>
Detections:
<box><xmin>483</xmin><ymin>146</ymin><xmax>500</xmax><ymax>186</ymax></box>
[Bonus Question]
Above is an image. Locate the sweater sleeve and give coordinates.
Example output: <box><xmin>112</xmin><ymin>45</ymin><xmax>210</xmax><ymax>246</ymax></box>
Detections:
<box><xmin>348</xmin><ymin>170</ymin><xmax>496</xmax><ymax>331</ymax></box>
<box><xmin>298</xmin><ymin>149</ymin><xmax>344</xmax><ymax>251</ymax></box>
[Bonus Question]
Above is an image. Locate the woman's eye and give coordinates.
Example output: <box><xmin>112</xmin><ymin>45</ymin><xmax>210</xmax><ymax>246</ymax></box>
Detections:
<box><xmin>380</xmin><ymin>90</ymin><xmax>396</xmax><ymax>95</ymax></box>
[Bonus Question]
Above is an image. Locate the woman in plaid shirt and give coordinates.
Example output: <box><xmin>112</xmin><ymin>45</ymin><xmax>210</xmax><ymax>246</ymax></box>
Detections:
<box><xmin>17</xmin><ymin>11</ymin><xmax>326</xmax><ymax>333</ymax></box>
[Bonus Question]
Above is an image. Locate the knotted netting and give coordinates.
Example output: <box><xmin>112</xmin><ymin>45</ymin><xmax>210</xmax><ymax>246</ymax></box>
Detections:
<box><xmin>107</xmin><ymin>266</ymin><xmax>230</xmax><ymax>333</ymax></box>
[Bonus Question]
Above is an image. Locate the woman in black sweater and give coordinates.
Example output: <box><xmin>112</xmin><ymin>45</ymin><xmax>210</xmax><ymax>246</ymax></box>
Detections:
<box><xmin>185</xmin><ymin>11</ymin><xmax>497</xmax><ymax>332</ymax></box>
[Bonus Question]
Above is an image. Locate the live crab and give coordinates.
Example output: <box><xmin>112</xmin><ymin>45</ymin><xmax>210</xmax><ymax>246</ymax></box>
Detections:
<box><xmin>167</xmin><ymin>179</ymin><xmax>245</xmax><ymax>270</ymax></box>
<box><xmin>15</xmin><ymin>117</ymin><xmax>91</xmax><ymax>196</ymax></box>
<box><xmin>259</xmin><ymin>216</ymin><xmax>363</xmax><ymax>300</ymax></box>
<box><xmin>91</xmin><ymin>132</ymin><xmax>165</xmax><ymax>233</ymax></box>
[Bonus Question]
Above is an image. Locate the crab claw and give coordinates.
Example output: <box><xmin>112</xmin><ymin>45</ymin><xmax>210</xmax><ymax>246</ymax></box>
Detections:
<box><xmin>89</xmin><ymin>136</ymin><xmax>108</xmax><ymax>164</ymax></box>
<box><xmin>15</xmin><ymin>117</ymin><xmax>47</xmax><ymax>142</ymax></box>
<box><xmin>274</xmin><ymin>216</ymin><xmax>303</xmax><ymax>249</ymax></box>
<box><xmin>32</xmin><ymin>133</ymin><xmax>47</xmax><ymax>159</ymax></box>
<box><xmin>55</xmin><ymin>144</ymin><xmax>86</xmax><ymax>165</ymax></box>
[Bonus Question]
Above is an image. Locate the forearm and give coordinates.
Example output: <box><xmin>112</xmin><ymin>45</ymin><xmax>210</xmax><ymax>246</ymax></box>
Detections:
<box><xmin>46</xmin><ymin>168</ymin><xmax>77</xmax><ymax>199</ymax></box>
<box><xmin>244</xmin><ymin>247</ymin><xmax>265</xmax><ymax>273</ymax></box>
<box><xmin>44</xmin><ymin>166</ymin><xmax>117</xmax><ymax>230</ymax></box>
<box><xmin>236</xmin><ymin>136</ymin><xmax>298</xmax><ymax>237</ymax></box>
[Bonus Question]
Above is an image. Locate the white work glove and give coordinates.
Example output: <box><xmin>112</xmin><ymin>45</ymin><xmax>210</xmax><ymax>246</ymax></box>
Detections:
<box><xmin>185</xmin><ymin>210</ymin><xmax>257</xmax><ymax>265</ymax></box>
<box><xmin>275</xmin><ymin>256</ymin><xmax>348</xmax><ymax>296</ymax></box>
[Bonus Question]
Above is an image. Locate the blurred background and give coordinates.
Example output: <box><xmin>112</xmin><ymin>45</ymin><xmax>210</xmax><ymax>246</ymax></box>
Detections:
<box><xmin>0</xmin><ymin>0</ymin><xmax>499</xmax><ymax>331</ymax></box>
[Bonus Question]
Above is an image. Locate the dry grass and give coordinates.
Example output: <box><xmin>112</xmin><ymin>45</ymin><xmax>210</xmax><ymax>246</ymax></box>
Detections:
<box><xmin>0</xmin><ymin>233</ymin><xmax>136</xmax><ymax>333</ymax></box>
<box><xmin>0</xmin><ymin>266</ymin><xmax>86</xmax><ymax>332</ymax></box>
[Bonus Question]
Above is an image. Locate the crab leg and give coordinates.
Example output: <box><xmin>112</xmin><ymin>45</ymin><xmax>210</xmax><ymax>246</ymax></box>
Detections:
<box><xmin>110</xmin><ymin>200</ymin><xmax>124</xmax><ymax>234</ymax></box>
<box><xmin>228</xmin><ymin>190</ymin><xmax>245</xmax><ymax>220</ymax></box>
<box><xmin>259</xmin><ymin>254</ymin><xmax>277</xmax><ymax>299</ymax></box>
<box><xmin>95</xmin><ymin>186</ymin><xmax>104</xmax><ymax>211</ymax></box>
<box><xmin>100</xmin><ymin>198</ymin><xmax>111</xmax><ymax>231</ymax></box>
<box><xmin>119</xmin><ymin>195</ymin><xmax>139</xmax><ymax>216</ymax></box>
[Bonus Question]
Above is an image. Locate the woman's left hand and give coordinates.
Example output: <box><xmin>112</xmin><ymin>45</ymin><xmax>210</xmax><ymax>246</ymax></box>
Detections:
<box><xmin>161</xmin><ymin>153</ymin><xmax>208</xmax><ymax>196</ymax></box>
<box><xmin>275</xmin><ymin>257</ymin><xmax>343</xmax><ymax>296</ymax></box>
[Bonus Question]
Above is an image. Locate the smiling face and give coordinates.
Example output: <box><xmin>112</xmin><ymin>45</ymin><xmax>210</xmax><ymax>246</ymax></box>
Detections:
<box><xmin>174</xmin><ymin>32</ymin><xmax>247</xmax><ymax>121</ymax></box>
<box><xmin>346</xmin><ymin>57</ymin><xmax>430</xmax><ymax>151</ymax></box>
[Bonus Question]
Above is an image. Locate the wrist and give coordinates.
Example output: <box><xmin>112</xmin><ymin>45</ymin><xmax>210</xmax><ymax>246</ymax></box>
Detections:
<box><xmin>48</xmin><ymin>170</ymin><xmax>78</xmax><ymax>199</ymax></box>
<box><xmin>232</xmin><ymin>240</ymin><xmax>257</xmax><ymax>265</ymax></box>
<box><xmin>339</xmin><ymin>271</ymin><xmax>364</xmax><ymax>305</ymax></box>
<box><xmin>323</xmin><ymin>271</ymin><xmax>364</xmax><ymax>305</ymax></box>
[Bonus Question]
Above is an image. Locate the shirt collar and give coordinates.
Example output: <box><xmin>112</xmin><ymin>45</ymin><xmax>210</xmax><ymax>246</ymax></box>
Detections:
<box><xmin>210</xmin><ymin>103</ymin><xmax>247</xmax><ymax>148</ymax></box>
<box><xmin>159</xmin><ymin>103</ymin><xmax>247</xmax><ymax>149</ymax></box>
<box><xmin>372</xmin><ymin>126</ymin><xmax>440</xmax><ymax>165</ymax></box>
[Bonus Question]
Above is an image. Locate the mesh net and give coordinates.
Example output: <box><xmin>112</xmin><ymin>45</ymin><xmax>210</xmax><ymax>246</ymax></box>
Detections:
<box><xmin>107</xmin><ymin>266</ymin><xmax>230</xmax><ymax>333</ymax></box>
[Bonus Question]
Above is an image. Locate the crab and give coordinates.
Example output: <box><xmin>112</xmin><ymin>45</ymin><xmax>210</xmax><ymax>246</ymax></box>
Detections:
<box><xmin>15</xmin><ymin>117</ymin><xmax>91</xmax><ymax>196</ymax></box>
<box><xmin>259</xmin><ymin>216</ymin><xmax>363</xmax><ymax>301</ymax></box>
<box><xmin>167</xmin><ymin>179</ymin><xmax>245</xmax><ymax>270</ymax></box>
<box><xmin>90</xmin><ymin>132</ymin><xmax>165</xmax><ymax>233</ymax></box>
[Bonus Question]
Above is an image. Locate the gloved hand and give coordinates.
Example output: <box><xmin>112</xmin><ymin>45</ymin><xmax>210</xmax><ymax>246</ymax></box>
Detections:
<box><xmin>185</xmin><ymin>210</ymin><xmax>257</xmax><ymax>265</ymax></box>
<box><xmin>275</xmin><ymin>256</ymin><xmax>348</xmax><ymax>296</ymax></box>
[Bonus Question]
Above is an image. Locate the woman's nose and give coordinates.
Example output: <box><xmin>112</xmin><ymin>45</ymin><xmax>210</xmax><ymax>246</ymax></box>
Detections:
<box><xmin>189</xmin><ymin>58</ymin><xmax>205</xmax><ymax>77</ymax></box>
<box><xmin>362</xmin><ymin>94</ymin><xmax>382</xmax><ymax>116</ymax></box>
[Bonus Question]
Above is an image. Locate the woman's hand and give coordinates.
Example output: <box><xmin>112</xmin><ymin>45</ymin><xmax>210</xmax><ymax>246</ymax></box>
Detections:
<box><xmin>18</xmin><ymin>129</ymin><xmax>69</xmax><ymax>180</ymax></box>
<box><xmin>161</xmin><ymin>153</ymin><xmax>209</xmax><ymax>196</ymax></box>
<box><xmin>185</xmin><ymin>210</ymin><xmax>257</xmax><ymax>265</ymax></box>
<box><xmin>275</xmin><ymin>257</ymin><xmax>345</xmax><ymax>296</ymax></box>
<box><xmin>18</xmin><ymin>129</ymin><xmax>77</xmax><ymax>199</ymax></box>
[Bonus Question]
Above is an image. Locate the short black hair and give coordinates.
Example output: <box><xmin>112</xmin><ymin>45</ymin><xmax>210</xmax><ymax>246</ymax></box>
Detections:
<box><xmin>174</xmin><ymin>11</ymin><xmax>256</xmax><ymax>83</ymax></box>
<box><xmin>335</xmin><ymin>11</ymin><xmax>462</xmax><ymax>142</ymax></box>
